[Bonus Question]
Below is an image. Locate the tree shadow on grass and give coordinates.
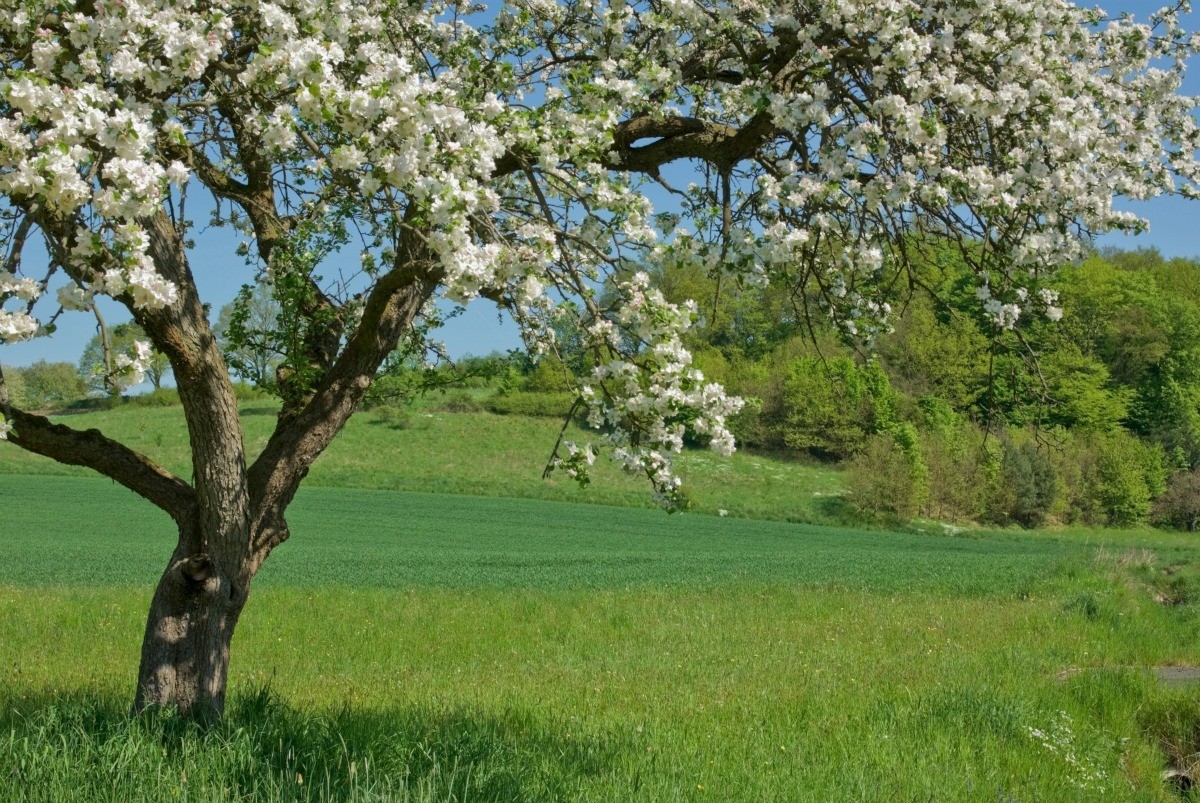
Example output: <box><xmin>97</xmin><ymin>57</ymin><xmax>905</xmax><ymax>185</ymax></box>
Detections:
<box><xmin>0</xmin><ymin>687</ymin><xmax>632</xmax><ymax>801</ymax></box>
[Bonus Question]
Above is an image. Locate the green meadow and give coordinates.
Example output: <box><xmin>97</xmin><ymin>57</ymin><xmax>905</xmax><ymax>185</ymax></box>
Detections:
<box><xmin>0</xmin><ymin>400</ymin><xmax>846</xmax><ymax>523</ymax></box>
<box><xmin>3</xmin><ymin>405</ymin><xmax>1200</xmax><ymax>800</ymax></box>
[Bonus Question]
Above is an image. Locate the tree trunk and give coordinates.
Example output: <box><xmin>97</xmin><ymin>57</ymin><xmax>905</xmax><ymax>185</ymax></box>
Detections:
<box><xmin>8</xmin><ymin>211</ymin><xmax>436</xmax><ymax>723</ymax></box>
<box><xmin>133</xmin><ymin>546</ymin><xmax>248</xmax><ymax>721</ymax></box>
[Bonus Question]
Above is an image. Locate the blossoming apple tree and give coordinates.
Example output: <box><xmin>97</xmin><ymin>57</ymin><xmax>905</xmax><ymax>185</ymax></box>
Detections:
<box><xmin>1</xmin><ymin>0</ymin><xmax>1198</xmax><ymax>718</ymax></box>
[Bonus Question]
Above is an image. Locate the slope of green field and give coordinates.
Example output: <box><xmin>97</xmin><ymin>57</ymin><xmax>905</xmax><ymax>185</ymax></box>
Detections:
<box><xmin>0</xmin><ymin>400</ymin><xmax>846</xmax><ymax>523</ymax></box>
<box><xmin>1</xmin><ymin>474</ymin><xmax>1068</xmax><ymax>593</ymax></box>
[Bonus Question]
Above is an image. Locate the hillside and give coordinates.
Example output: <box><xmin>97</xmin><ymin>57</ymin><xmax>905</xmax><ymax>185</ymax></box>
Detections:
<box><xmin>0</xmin><ymin>399</ymin><xmax>846</xmax><ymax>524</ymax></box>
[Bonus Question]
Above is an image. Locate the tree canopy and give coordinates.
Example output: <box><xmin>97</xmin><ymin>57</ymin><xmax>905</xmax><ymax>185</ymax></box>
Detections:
<box><xmin>0</xmin><ymin>0</ymin><xmax>1198</xmax><ymax>719</ymax></box>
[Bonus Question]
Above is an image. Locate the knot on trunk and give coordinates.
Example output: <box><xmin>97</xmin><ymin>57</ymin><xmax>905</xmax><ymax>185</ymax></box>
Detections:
<box><xmin>178</xmin><ymin>553</ymin><xmax>215</xmax><ymax>584</ymax></box>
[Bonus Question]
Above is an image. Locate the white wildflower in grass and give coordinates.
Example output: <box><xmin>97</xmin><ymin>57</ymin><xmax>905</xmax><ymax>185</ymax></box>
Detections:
<box><xmin>1025</xmin><ymin>711</ymin><xmax>1109</xmax><ymax>793</ymax></box>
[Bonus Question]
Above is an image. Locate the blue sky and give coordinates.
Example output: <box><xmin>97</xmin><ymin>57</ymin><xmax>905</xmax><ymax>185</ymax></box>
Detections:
<box><xmin>3</xmin><ymin>0</ymin><xmax>1200</xmax><ymax>372</ymax></box>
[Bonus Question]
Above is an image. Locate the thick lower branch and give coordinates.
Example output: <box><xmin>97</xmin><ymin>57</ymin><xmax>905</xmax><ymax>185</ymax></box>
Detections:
<box><xmin>603</xmin><ymin>112</ymin><xmax>776</xmax><ymax>173</ymax></box>
<box><xmin>2</xmin><ymin>405</ymin><xmax>196</xmax><ymax>525</ymax></box>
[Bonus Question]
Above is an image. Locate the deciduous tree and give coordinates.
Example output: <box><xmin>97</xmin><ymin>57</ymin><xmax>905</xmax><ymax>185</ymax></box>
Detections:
<box><xmin>214</xmin><ymin>282</ymin><xmax>283</xmax><ymax>389</ymax></box>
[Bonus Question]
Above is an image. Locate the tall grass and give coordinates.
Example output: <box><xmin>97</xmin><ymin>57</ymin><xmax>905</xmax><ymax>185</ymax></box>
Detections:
<box><xmin>3</xmin><ymin>576</ymin><xmax>1199</xmax><ymax>800</ymax></box>
<box><xmin>3</xmin><ymin>407</ymin><xmax>1200</xmax><ymax>799</ymax></box>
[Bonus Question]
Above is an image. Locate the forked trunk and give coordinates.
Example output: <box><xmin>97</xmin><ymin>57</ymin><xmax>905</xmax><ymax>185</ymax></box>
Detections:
<box><xmin>133</xmin><ymin>547</ymin><xmax>248</xmax><ymax>721</ymax></box>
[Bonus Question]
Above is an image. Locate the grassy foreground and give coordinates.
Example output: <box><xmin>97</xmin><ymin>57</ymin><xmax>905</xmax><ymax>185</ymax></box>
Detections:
<box><xmin>3</xmin><ymin>473</ymin><xmax>1200</xmax><ymax>800</ymax></box>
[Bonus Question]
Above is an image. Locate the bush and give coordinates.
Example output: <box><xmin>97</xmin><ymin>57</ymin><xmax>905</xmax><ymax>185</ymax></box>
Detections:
<box><xmin>722</xmin><ymin>359</ymin><xmax>776</xmax><ymax>449</ymax></box>
<box><xmin>3</xmin><ymin>367</ymin><xmax>27</xmax><ymax>407</ymax></box>
<box><xmin>485</xmin><ymin>391</ymin><xmax>577</xmax><ymax>418</ymax></box>
<box><xmin>1091</xmin><ymin>433</ymin><xmax>1165</xmax><ymax>526</ymax></box>
<box><xmin>361</xmin><ymin>372</ymin><xmax>418</xmax><ymax>410</ymax></box>
<box><xmin>523</xmin><ymin>357</ymin><xmax>575</xmax><ymax>393</ymax></box>
<box><xmin>433</xmin><ymin>390</ymin><xmax>483</xmax><ymax>413</ymax></box>
<box><xmin>845</xmin><ymin>434</ymin><xmax>925</xmax><ymax>520</ymax></box>
<box><xmin>125</xmin><ymin>387</ymin><xmax>182</xmax><ymax>407</ymax></box>
<box><xmin>782</xmin><ymin>356</ymin><xmax>894</xmax><ymax>459</ymax></box>
<box><xmin>989</xmin><ymin>440</ymin><xmax>1057</xmax><ymax>528</ymax></box>
<box><xmin>231</xmin><ymin>381</ymin><xmax>270</xmax><ymax>402</ymax></box>
<box><xmin>919</xmin><ymin>424</ymin><xmax>987</xmax><ymax>522</ymax></box>
<box><xmin>1152</xmin><ymin>469</ymin><xmax>1200</xmax><ymax>531</ymax></box>
<box><xmin>9</xmin><ymin>361</ymin><xmax>89</xmax><ymax>411</ymax></box>
<box><xmin>1048</xmin><ymin>430</ymin><xmax>1164</xmax><ymax>526</ymax></box>
<box><xmin>372</xmin><ymin>405</ymin><xmax>413</xmax><ymax>430</ymax></box>
<box><xmin>61</xmin><ymin>395</ymin><xmax>119</xmax><ymax>412</ymax></box>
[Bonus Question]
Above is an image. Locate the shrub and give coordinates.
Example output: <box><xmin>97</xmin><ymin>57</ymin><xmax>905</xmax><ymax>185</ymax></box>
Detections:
<box><xmin>485</xmin><ymin>391</ymin><xmax>577</xmax><ymax>418</ymax></box>
<box><xmin>723</xmin><ymin>359</ymin><xmax>776</xmax><ymax>449</ymax></box>
<box><xmin>361</xmin><ymin>372</ymin><xmax>419</xmax><ymax>410</ymax></box>
<box><xmin>919</xmin><ymin>424</ymin><xmax>987</xmax><ymax>522</ymax></box>
<box><xmin>989</xmin><ymin>440</ymin><xmax>1057</xmax><ymax>528</ymax></box>
<box><xmin>1091</xmin><ymin>433</ymin><xmax>1165</xmax><ymax>526</ymax></box>
<box><xmin>890</xmin><ymin>422</ymin><xmax>929</xmax><ymax>509</ymax></box>
<box><xmin>10</xmin><ymin>360</ymin><xmax>89</xmax><ymax>411</ymax></box>
<box><xmin>126</xmin><ymin>387</ymin><xmax>182</xmax><ymax>407</ymax></box>
<box><xmin>2</xmin><ymin>366</ymin><xmax>27</xmax><ymax>408</ymax></box>
<box><xmin>1048</xmin><ymin>430</ymin><xmax>1165</xmax><ymax>526</ymax></box>
<box><xmin>1152</xmin><ymin>469</ymin><xmax>1200</xmax><ymax>531</ymax></box>
<box><xmin>845</xmin><ymin>434</ymin><xmax>925</xmax><ymax>520</ymax></box>
<box><xmin>231</xmin><ymin>381</ymin><xmax>270</xmax><ymax>402</ymax></box>
<box><xmin>434</xmin><ymin>390</ymin><xmax>483</xmax><ymax>413</ymax></box>
<box><xmin>372</xmin><ymin>405</ymin><xmax>413</xmax><ymax>430</ymax></box>
<box><xmin>61</xmin><ymin>395</ymin><xmax>119</xmax><ymax>412</ymax></box>
<box><xmin>782</xmin><ymin>356</ymin><xmax>894</xmax><ymax>459</ymax></box>
<box><xmin>523</xmin><ymin>356</ymin><xmax>575</xmax><ymax>393</ymax></box>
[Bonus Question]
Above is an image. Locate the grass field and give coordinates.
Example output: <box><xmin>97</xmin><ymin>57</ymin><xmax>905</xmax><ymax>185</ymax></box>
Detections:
<box><xmin>3</xmin><ymin>407</ymin><xmax>1200</xmax><ymax>800</ymax></box>
<box><xmin>0</xmin><ymin>475</ymin><xmax>1072</xmax><ymax>592</ymax></box>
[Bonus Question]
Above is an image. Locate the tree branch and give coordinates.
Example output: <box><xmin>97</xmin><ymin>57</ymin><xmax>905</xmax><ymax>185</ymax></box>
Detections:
<box><xmin>245</xmin><ymin>221</ymin><xmax>439</xmax><ymax>562</ymax></box>
<box><xmin>0</xmin><ymin>401</ymin><xmax>195</xmax><ymax>526</ymax></box>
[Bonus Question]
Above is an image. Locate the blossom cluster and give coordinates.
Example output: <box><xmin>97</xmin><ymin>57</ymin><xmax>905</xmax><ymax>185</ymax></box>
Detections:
<box><xmin>502</xmin><ymin>0</ymin><xmax>1200</xmax><ymax>338</ymax></box>
<box><xmin>549</xmin><ymin>273</ymin><xmax>743</xmax><ymax>510</ymax></box>
<box><xmin>0</xmin><ymin>269</ymin><xmax>40</xmax><ymax>343</ymax></box>
<box><xmin>111</xmin><ymin>340</ymin><xmax>154</xmax><ymax>392</ymax></box>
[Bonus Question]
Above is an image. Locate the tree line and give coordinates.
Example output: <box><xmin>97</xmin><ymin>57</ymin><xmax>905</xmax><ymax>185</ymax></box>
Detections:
<box><xmin>675</xmin><ymin>244</ymin><xmax>1200</xmax><ymax>531</ymax></box>
<box><xmin>443</xmin><ymin>244</ymin><xmax>1200</xmax><ymax>532</ymax></box>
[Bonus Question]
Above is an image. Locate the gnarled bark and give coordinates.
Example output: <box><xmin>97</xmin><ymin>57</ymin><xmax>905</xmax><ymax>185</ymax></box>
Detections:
<box><xmin>133</xmin><ymin>540</ymin><xmax>247</xmax><ymax>721</ymax></box>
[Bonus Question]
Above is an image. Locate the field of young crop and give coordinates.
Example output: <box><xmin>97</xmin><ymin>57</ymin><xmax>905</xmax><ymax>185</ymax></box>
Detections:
<box><xmin>4</xmin><ymin>464</ymin><xmax>1200</xmax><ymax>800</ymax></box>
<box><xmin>1</xmin><ymin>474</ymin><xmax>1072</xmax><ymax>592</ymax></box>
